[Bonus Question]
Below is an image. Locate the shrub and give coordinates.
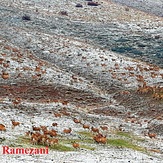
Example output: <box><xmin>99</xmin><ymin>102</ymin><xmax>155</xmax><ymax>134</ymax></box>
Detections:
<box><xmin>22</xmin><ymin>15</ymin><xmax>31</xmax><ymax>21</ymax></box>
<box><xmin>87</xmin><ymin>2</ymin><xmax>99</xmax><ymax>6</ymax></box>
<box><xmin>76</xmin><ymin>4</ymin><xmax>83</xmax><ymax>8</ymax></box>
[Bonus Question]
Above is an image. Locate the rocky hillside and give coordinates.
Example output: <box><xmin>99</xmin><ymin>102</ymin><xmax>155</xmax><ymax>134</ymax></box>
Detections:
<box><xmin>0</xmin><ymin>0</ymin><xmax>163</xmax><ymax>162</ymax></box>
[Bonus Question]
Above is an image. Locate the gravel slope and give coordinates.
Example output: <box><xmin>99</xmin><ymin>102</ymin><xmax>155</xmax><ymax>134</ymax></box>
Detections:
<box><xmin>0</xmin><ymin>0</ymin><xmax>163</xmax><ymax>162</ymax></box>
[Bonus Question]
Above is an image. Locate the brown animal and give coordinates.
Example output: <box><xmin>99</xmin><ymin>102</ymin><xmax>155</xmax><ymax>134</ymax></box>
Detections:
<box><xmin>25</xmin><ymin>131</ymin><xmax>33</xmax><ymax>138</ymax></box>
<box><xmin>2</xmin><ymin>72</ymin><xmax>9</xmax><ymax>80</ymax></box>
<box><xmin>83</xmin><ymin>124</ymin><xmax>90</xmax><ymax>129</ymax></box>
<box><xmin>31</xmin><ymin>136</ymin><xmax>39</xmax><ymax>145</ymax></box>
<box><xmin>32</xmin><ymin>126</ymin><xmax>41</xmax><ymax>131</ymax></box>
<box><xmin>93</xmin><ymin>133</ymin><xmax>107</xmax><ymax>144</ymax></box>
<box><xmin>40</xmin><ymin>134</ymin><xmax>48</xmax><ymax>145</ymax></box>
<box><xmin>46</xmin><ymin>138</ymin><xmax>58</xmax><ymax>146</ymax></box>
<box><xmin>48</xmin><ymin>129</ymin><xmax>57</xmax><ymax>137</ymax></box>
<box><xmin>30</xmin><ymin>133</ymin><xmax>41</xmax><ymax>145</ymax></box>
<box><xmin>72</xmin><ymin>142</ymin><xmax>80</xmax><ymax>149</ymax></box>
<box><xmin>54</xmin><ymin>113</ymin><xmax>61</xmax><ymax>118</ymax></box>
<box><xmin>0</xmin><ymin>124</ymin><xmax>6</xmax><ymax>132</ymax></box>
<box><xmin>40</xmin><ymin>125</ymin><xmax>47</xmax><ymax>131</ymax></box>
<box><xmin>52</xmin><ymin>123</ymin><xmax>58</xmax><ymax>127</ymax></box>
<box><xmin>11</xmin><ymin>120</ymin><xmax>20</xmax><ymax>129</ymax></box>
<box><xmin>73</xmin><ymin>118</ymin><xmax>81</xmax><ymax>124</ymax></box>
<box><xmin>100</xmin><ymin>126</ymin><xmax>108</xmax><ymax>131</ymax></box>
<box><xmin>12</xmin><ymin>97</ymin><xmax>21</xmax><ymax>105</ymax></box>
<box><xmin>91</xmin><ymin>127</ymin><xmax>99</xmax><ymax>133</ymax></box>
<box><xmin>63</xmin><ymin>128</ymin><xmax>72</xmax><ymax>134</ymax></box>
<box><xmin>148</xmin><ymin>132</ymin><xmax>157</xmax><ymax>139</ymax></box>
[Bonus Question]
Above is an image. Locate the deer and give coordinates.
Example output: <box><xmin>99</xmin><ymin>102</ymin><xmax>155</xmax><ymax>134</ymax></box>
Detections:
<box><xmin>100</xmin><ymin>126</ymin><xmax>108</xmax><ymax>131</ymax></box>
<box><xmin>72</xmin><ymin>142</ymin><xmax>80</xmax><ymax>149</ymax></box>
<box><xmin>54</xmin><ymin>112</ymin><xmax>61</xmax><ymax>118</ymax></box>
<box><xmin>52</xmin><ymin>122</ymin><xmax>58</xmax><ymax>127</ymax></box>
<box><xmin>30</xmin><ymin>133</ymin><xmax>41</xmax><ymax>145</ymax></box>
<box><xmin>91</xmin><ymin>126</ymin><xmax>99</xmax><ymax>133</ymax></box>
<box><xmin>11</xmin><ymin>120</ymin><xmax>20</xmax><ymax>129</ymax></box>
<box><xmin>46</xmin><ymin>138</ymin><xmax>57</xmax><ymax>146</ymax></box>
<box><xmin>32</xmin><ymin>126</ymin><xmax>41</xmax><ymax>131</ymax></box>
<box><xmin>83</xmin><ymin>124</ymin><xmax>90</xmax><ymax>129</ymax></box>
<box><xmin>40</xmin><ymin>125</ymin><xmax>47</xmax><ymax>131</ymax></box>
<box><xmin>12</xmin><ymin>97</ymin><xmax>21</xmax><ymax>106</ymax></box>
<box><xmin>0</xmin><ymin>124</ymin><xmax>6</xmax><ymax>132</ymax></box>
<box><xmin>48</xmin><ymin>129</ymin><xmax>57</xmax><ymax>137</ymax></box>
<box><xmin>63</xmin><ymin>128</ymin><xmax>72</xmax><ymax>134</ymax></box>
<box><xmin>73</xmin><ymin>118</ymin><xmax>81</xmax><ymax>124</ymax></box>
<box><xmin>93</xmin><ymin>133</ymin><xmax>107</xmax><ymax>144</ymax></box>
<box><xmin>148</xmin><ymin>132</ymin><xmax>157</xmax><ymax>139</ymax></box>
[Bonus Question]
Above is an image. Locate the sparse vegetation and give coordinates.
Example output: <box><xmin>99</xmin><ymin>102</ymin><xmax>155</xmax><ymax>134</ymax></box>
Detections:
<box><xmin>22</xmin><ymin>15</ymin><xmax>31</xmax><ymax>21</ymax></box>
<box><xmin>0</xmin><ymin>0</ymin><xmax>163</xmax><ymax>162</ymax></box>
<box><xmin>14</xmin><ymin>135</ymin><xmax>95</xmax><ymax>151</ymax></box>
<box><xmin>0</xmin><ymin>137</ymin><xmax>6</xmax><ymax>143</ymax></box>
<box><xmin>107</xmin><ymin>139</ymin><xmax>145</xmax><ymax>152</ymax></box>
<box><xmin>115</xmin><ymin>131</ymin><xmax>145</xmax><ymax>142</ymax></box>
<box><xmin>13</xmin><ymin>136</ymin><xmax>75</xmax><ymax>151</ymax></box>
<box><xmin>116</xmin><ymin>131</ymin><xmax>132</xmax><ymax>138</ymax></box>
<box><xmin>77</xmin><ymin>131</ymin><xmax>92</xmax><ymax>138</ymax></box>
<box><xmin>14</xmin><ymin>133</ymin><xmax>143</xmax><ymax>153</ymax></box>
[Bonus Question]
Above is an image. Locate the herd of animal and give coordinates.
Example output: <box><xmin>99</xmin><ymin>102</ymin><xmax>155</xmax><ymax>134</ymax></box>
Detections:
<box><xmin>137</xmin><ymin>83</ymin><xmax>163</xmax><ymax>100</ymax></box>
<box><xmin>0</xmin><ymin>106</ymin><xmax>112</xmax><ymax>149</ymax></box>
<box><xmin>23</xmin><ymin>111</ymin><xmax>109</xmax><ymax>148</ymax></box>
<box><xmin>0</xmin><ymin>106</ymin><xmax>158</xmax><ymax>150</ymax></box>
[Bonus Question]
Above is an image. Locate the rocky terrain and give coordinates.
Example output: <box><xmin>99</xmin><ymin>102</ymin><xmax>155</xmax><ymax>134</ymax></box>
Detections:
<box><xmin>0</xmin><ymin>0</ymin><xmax>163</xmax><ymax>162</ymax></box>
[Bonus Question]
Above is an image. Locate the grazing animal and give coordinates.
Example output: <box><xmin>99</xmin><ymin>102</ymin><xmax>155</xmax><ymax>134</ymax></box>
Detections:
<box><xmin>0</xmin><ymin>124</ymin><xmax>6</xmax><ymax>132</ymax></box>
<box><xmin>40</xmin><ymin>125</ymin><xmax>47</xmax><ymax>131</ymax></box>
<box><xmin>2</xmin><ymin>72</ymin><xmax>9</xmax><ymax>80</ymax></box>
<box><xmin>46</xmin><ymin>138</ymin><xmax>58</xmax><ymax>146</ymax></box>
<box><xmin>63</xmin><ymin>128</ymin><xmax>72</xmax><ymax>134</ymax></box>
<box><xmin>54</xmin><ymin>113</ymin><xmax>61</xmax><ymax>118</ymax></box>
<box><xmin>72</xmin><ymin>142</ymin><xmax>80</xmax><ymax>149</ymax></box>
<box><xmin>73</xmin><ymin>118</ymin><xmax>81</xmax><ymax>124</ymax></box>
<box><xmin>12</xmin><ymin>97</ymin><xmax>21</xmax><ymax>106</ymax></box>
<box><xmin>32</xmin><ymin>126</ymin><xmax>41</xmax><ymax>131</ymax></box>
<box><xmin>148</xmin><ymin>132</ymin><xmax>157</xmax><ymax>139</ymax></box>
<box><xmin>91</xmin><ymin>126</ymin><xmax>99</xmax><ymax>133</ymax></box>
<box><xmin>11</xmin><ymin>120</ymin><xmax>20</xmax><ymax>129</ymax></box>
<box><xmin>30</xmin><ymin>133</ymin><xmax>41</xmax><ymax>145</ymax></box>
<box><xmin>25</xmin><ymin>131</ymin><xmax>32</xmax><ymax>138</ymax></box>
<box><xmin>83</xmin><ymin>124</ymin><xmax>90</xmax><ymax>129</ymax></box>
<box><xmin>40</xmin><ymin>135</ymin><xmax>48</xmax><ymax>145</ymax></box>
<box><xmin>93</xmin><ymin>133</ymin><xmax>107</xmax><ymax>144</ymax></box>
<box><xmin>49</xmin><ymin>129</ymin><xmax>57</xmax><ymax>137</ymax></box>
<box><xmin>52</xmin><ymin>122</ymin><xmax>58</xmax><ymax>127</ymax></box>
<box><xmin>100</xmin><ymin>126</ymin><xmax>108</xmax><ymax>131</ymax></box>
